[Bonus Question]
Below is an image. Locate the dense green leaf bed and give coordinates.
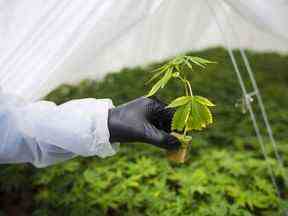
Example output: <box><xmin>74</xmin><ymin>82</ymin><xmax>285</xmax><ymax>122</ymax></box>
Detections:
<box><xmin>1</xmin><ymin>48</ymin><xmax>288</xmax><ymax>215</ymax></box>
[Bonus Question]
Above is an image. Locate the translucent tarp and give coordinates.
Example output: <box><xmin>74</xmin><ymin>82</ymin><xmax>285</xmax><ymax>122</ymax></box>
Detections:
<box><xmin>0</xmin><ymin>0</ymin><xmax>287</xmax><ymax>101</ymax></box>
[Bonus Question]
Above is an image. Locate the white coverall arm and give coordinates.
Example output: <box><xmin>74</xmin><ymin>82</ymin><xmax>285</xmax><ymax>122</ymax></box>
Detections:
<box><xmin>0</xmin><ymin>91</ymin><xmax>117</xmax><ymax>168</ymax></box>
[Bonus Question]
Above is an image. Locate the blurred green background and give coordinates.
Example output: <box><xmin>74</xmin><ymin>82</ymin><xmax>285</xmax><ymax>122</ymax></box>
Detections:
<box><xmin>0</xmin><ymin>48</ymin><xmax>287</xmax><ymax>215</ymax></box>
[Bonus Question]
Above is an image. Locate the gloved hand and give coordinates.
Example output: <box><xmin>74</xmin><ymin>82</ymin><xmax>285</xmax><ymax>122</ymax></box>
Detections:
<box><xmin>108</xmin><ymin>97</ymin><xmax>181</xmax><ymax>150</ymax></box>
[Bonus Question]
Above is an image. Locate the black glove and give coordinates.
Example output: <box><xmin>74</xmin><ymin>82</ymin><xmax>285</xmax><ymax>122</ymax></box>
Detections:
<box><xmin>108</xmin><ymin>97</ymin><xmax>181</xmax><ymax>150</ymax></box>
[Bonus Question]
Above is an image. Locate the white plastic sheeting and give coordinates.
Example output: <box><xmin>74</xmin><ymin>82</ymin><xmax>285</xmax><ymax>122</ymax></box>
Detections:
<box><xmin>0</xmin><ymin>0</ymin><xmax>288</xmax><ymax>101</ymax></box>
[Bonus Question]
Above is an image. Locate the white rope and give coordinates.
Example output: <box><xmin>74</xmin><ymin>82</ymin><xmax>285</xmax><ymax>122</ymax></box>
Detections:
<box><xmin>206</xmin><ymin>0</ymin><xmax>280</xmax><ymax>196</ymax></box>
<box><xmin>240</xmin><ymin>49</ymin><xmax>288</xmax><ymax>183</ymax></box>
<box><xmin>219</xmin><ymin>0</ymin><xmax>288</xmax><ymax>187</ymax></box>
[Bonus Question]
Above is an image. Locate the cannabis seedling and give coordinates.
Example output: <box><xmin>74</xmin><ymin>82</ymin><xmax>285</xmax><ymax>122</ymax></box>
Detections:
<box><xmin>146</xmin><ymin>55</ymin><xmax>216</xmax><ymax>162</ymax></box>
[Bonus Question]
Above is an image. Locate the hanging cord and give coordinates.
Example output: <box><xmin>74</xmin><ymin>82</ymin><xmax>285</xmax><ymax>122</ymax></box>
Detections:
<box><xmin>205</xmin><ymin>0</ymin><xmax>280</xmax><ymax>196</ymax></box>
<box><xmin>219</xmin><ymin>0</ymin><xmax>288</xmax><ymax>189</ymax></box>
<box><xmin>239</xmin><ymin>50</ymin><xmax>288</xmax><ymax>181</ymax></box>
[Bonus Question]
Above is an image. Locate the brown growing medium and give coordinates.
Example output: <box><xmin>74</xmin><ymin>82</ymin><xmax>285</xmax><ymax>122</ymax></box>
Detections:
<box><xmin>166</xmin><ymin>132</ymin><xmax>191</xmax><ymax>163</ymax></box>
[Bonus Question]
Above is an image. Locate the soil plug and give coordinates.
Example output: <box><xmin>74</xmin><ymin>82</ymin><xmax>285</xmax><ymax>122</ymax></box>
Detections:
<box><xmin>166</xmin><ymin>132</ymin><xmax>192</xmax><ymax>163</ymax></box>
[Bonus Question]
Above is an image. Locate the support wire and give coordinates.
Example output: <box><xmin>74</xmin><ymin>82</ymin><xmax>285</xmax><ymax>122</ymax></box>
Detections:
<box><xmin>220</xmin><ymin>0</ymin><xmax>288</xmax><ymax>188</ymax></box>
<box><xmin>206</xmin><ymin>0</ymin><xmax>281</xmax><ymax>196</ymax></box>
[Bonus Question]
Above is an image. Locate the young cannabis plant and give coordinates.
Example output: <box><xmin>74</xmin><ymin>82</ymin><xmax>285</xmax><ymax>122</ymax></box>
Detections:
<box><xmin>146</xmin><ymin>55</ymin><xmax>215</xmax><ymax>161</ymax></box>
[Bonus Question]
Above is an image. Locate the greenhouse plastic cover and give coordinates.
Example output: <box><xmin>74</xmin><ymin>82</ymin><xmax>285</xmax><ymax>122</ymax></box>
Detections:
<box><xmin>0</xmin><ymin>0</ymin><xmax>288</xmax><ymax>101</ymax></box>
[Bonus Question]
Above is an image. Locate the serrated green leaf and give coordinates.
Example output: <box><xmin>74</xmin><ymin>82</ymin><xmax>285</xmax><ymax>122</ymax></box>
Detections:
<box><xmin>191</xmin><ymin>169</ymin><xmax>208</xmax><ymax>185</ymax></box>
<box><xmin>187</xmin><ymin>100</ymin><xmax>203</xmax><ymax>130</ymax></box>
<box><xmin>183</xmin><ymin>56</ymin><xmax>215</xmax><ymax>69</ymax></box>
<box><xmin>184</xmin><ymin>59</ymin><xmax>193</xmax><ymax>70</ymax></box>
<box><xmin>195</xmin><ymin>96</ymin><xmax>215</xmax><ymax>107</ymax></box>
<box><xmin>151</xmin><ymin>64</ymin><xmax>169</xmax><ymax>73</ymax></box>
<box><xmin>83</xmin><ymin>170</ymin><xmax>98</xmax><ymax>184</ymax></box>
<box><xmin>186</xmin><ymin>97</ymin><xmax>214</xmax><ymax>131</ymax></box>
<box><xmin>190</xmin><ymin>56</ymin><xmax>215</xmax><ymax>65</ymax></box>
<box><xmin>199</xmin><ymin>105</ymin><xmax>213</xmax><ymax>125</ymax></box>
<box><xmin>160</xmin><ymin>69</ymin><xmax>173</xmax><ymax>88</ymax></box>
<box><xmin>172</xmin><ymin>103</ymin><xmax>191</xmax><ymax>131</ymax></box>
<box><xmin>145</xmin><ymin>70</ymin><xmax>164</xmax><ymax>85</ymax></box>
<box><xmin>175</xmin><ymin>64</ymin><xmax>181</xmax><ymax>72</ymax></box>
<box><xmin>146</xmin><ymin>79</ymin><xmax>162</xmax><ymax>97</ymax></box>
<box><xmin>189</xmin><ymin>58</ymin><xmax>206</xmax><ymax>68</ymax></box>
<box><xmin>167</xmin><ymin>96</ymin><xmax>192</xmax><ymax>108</ymax></box>
<box><xmin>172</xmin><ymin>56</ymin><xmax>185</xmax><ymax>65</ymax></box>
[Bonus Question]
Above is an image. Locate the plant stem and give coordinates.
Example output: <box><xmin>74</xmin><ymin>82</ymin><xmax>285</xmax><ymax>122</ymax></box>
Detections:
<box><xmin>177</xmin><ymin>76</ymin><xmax>189</xmax><ymax>96</ymax></box>
<box><xmin>186</xmin><ymin>80</ymin><xmax>193</xmax><ymax>96</ymax></box>
<box><xmin>184</xmin><ymin>83</ymin><xmax>189</xmax><ymax>96</ymax></box>
<box><xmin>183</xmin><ymin>125</ymin><xmax>188</xmax><ymax>136</ymax></box>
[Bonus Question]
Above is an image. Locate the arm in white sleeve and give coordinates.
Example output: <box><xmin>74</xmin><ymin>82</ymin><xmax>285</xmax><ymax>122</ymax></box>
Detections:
<box><xmin>0</xmin><ymin>92</ymin><xmax>117</xmax><ymax>168</ymax></box>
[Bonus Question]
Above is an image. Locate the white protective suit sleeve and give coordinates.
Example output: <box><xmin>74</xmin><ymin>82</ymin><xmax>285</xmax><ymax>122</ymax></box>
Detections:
<box><xmin>0</xmin><ymin>90</ymin><xmax>117</xmax><ymax>168</ymax></box>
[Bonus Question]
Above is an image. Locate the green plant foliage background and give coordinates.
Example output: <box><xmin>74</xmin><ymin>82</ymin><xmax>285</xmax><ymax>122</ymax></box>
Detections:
<box><xmin>0</xmin><ymin>48</ymin><xmax>288</xmax><ymax>215</ymax></box>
